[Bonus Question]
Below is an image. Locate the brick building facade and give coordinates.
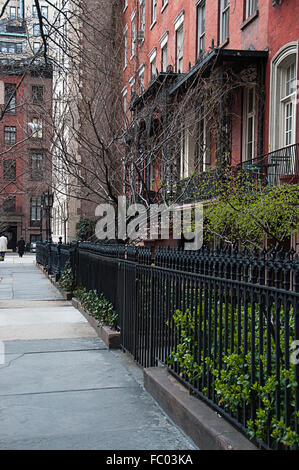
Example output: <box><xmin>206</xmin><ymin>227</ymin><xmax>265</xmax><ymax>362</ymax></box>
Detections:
<box><xmin>122</xmin><ymin>0</ymin><xmax>299</xmax><ymax>249</ymax></box>
<box><xmin>0</xmin><ymin>61</ymin><xmax>52</xmax><ymax>250</ymax></box>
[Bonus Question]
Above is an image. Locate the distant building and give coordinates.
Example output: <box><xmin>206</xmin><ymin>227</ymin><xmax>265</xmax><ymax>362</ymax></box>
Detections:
<box><xmin>0</xmin><ymin>0</ymin><xmax>53</xmax><ymax>250</ymax></box>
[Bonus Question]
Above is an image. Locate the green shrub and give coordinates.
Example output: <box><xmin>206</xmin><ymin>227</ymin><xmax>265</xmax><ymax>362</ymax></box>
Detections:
<box><xmin>74</xmin><ymin>286</ymin><xmax>118</xmax><ymax>330</ymax></box>
<box><xmin>168</xmin><ymin>303</ymin><xmax>299</xmax><ymax>449</ymax></box>
<box><xmin>59</xmin><ymin>261</ymin><xmax>74</xmax><ymax>291</ymax></box>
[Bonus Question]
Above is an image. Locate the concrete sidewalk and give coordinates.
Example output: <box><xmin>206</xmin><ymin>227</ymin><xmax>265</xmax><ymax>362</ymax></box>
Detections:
<box><xmin>0</xmin><ymin>254</ymin><xmax>197</xmax><ymax>450</ymax></box>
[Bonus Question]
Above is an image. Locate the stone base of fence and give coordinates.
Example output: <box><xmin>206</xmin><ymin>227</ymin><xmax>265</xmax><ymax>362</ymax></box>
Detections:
<box><xmin>71</xmin><ymin>297</ymin><xmax>121</xmax><ymax>350</ymax></box>
<box><xmin>144</xmin><ymin>367</ymin><xmax>258</xmax><ymax>451</ymax></box>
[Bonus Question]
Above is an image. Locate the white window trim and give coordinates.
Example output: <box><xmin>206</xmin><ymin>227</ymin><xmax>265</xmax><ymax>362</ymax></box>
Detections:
<box><xmin>269</xmin><ymin>42</ymin><xmax>298</xmax><ymax>151</ymax></box>
<box><xmin>219</xmin><ymin>0</ymin><xmax>230</xmax><ymax>44</ymax></box>
<box><xmin>159</xmin><ymin>31</ymin><xmax>169</xmax><ymax>49</ymax></box>
<box><xmin>123</xmin><ymin>24</ymin><xmax>128</xmax><ymax>70</ymax></box>
<box><xmin>150</xmin><ymin>0</ymin><xmax>157</xmax><ymax>29</ymax></box>
<box><xmin>242</xmin><ymin>87</ymin><xmax>256</xmax><ymax>162</ymax></box>
<box><xmin>197</xmin><ymin>1</ymin><xmax>206</xmax><ymax>56</ymax></box>
<box><xmin>131</xmin><ymin>12</ymin><xmax>137</xmax><ymax>59</ymax></box>
<box><xmin>173</xmin><ymin>10</ymin><xmax>185</xmax><ymax>32</ymax></box>
<box><xmin>161</xmin><ymin>0</ymin><xmax>169</xmax><ymax>13</ymax></box>
<box><xmin>130</xmin><ymin>8</ymin><xmax>136</xmax><ymax>21</ymax></box>
<box><xmin>148</xmin><ymin>46</ymin><xmax>157</xmax><ymax>63</ymax></box>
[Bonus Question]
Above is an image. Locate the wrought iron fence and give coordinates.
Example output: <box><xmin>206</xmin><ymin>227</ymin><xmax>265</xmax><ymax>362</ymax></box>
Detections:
<box><xmin>36</xmin><ymin>241</ymin><xmax>299</xmax><ymax>449</ymax></box>
<box><xmin>240</xmin><ymin>143</ymin><xmax>299</xmax><ymax>187</ymax></box>
<box><xmin>36</xmin><ymin>238</ymin><xmax>74</xmax><ymax>281</ymax></box>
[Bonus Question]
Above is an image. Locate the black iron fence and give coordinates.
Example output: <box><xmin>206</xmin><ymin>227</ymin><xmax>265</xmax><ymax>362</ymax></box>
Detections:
<box><xmin>36</xmin><ymin>241</ymin><xmax>299</xmax><ymax>449</ymax></box>
<box><xmin>36</xmin><ymin>238</ymin><xmax>75</xmax><ymax>281</ymax></box>
<box><xmin>240</xmin><ymin>143</ymin><xmax>299</xmax><ymax>187</ymax></box>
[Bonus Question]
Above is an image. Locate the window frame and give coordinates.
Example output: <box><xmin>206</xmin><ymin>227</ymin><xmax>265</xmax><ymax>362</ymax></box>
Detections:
<box><xmin>151</xmin><ymin>0</ymin><xmax>157</xmax><ymax>26</ymax></box>
<box><xmin>242</xmin><ymin>86</ymin><xmax>256</xmax><ymax>162</ymax></box>
<box><xmin>4</xmin><ymin>126</ymin><xmax>16</xmax><ymax>145</ymax></box>
<box><xmin>32</xmin><ymin>85</ymin><xmax>44</xmax><ymax>102</ymax></box>
<box><xmin>3</xmin><ymin>159</ymin><xmax>16</xmax><ymax>181</ymax></box>
<box><xmin>197</xmin><ymin>1</ymin><xmax>206</xmax><ymax>58</ymax></box>
<box><xmin>269</xmin><ymin>44</ymin><xmax>298</xmax><ymax>152</ymax></box>
<box><xmin>30</xmin><ymin>153</ymin><xmax>43</xmax><ymax>180</ymax></box>
<box><xmin>245</xmin><ymin>0</ymin><xmax>258</xmax><ymax>20</ymax></box>
<box><xmin>219</xmin><ymin>0</ymin><xmax>230</xmax><ymax>45</ymax></box>
<box><xmin>4</xmin><ymin>83</ymin><xmax>16</xmax><ymax>114</ymax></box>
<box><xmin>176</xmin><ymin>25</ymin><xmax>184</xmax><ymax>73</ymax></box>
<box><xmin>131</xmin><ymin>11</ymin><xmax>137</xmax><ymax>58</ymax></box>
<box><xmin>30</xmin><ymin>196</ymin><xmax>42</xmax><ymax>226</ymax></box>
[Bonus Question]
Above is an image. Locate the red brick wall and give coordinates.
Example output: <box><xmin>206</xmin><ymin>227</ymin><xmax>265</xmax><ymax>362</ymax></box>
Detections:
<box><xmin>123</xmin><ymin>0</ymin><xmax>299</xmax><ymax>161</ymax></box>
<box><xmin>0</xmin><ymin>69</ymin><xmax>52</xmax><ymax>244</ymax></box>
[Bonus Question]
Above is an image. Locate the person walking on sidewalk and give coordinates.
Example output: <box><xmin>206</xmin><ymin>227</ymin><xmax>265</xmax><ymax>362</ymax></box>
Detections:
<box><xmin>0</xmin><ymin>235</ymin><xmax>8</xmax><ymax>261</ymax></box>
<box><xmin>17</xmin><ymin>237</ymin><xmax>25</xmax><ymax>257</ymax></box>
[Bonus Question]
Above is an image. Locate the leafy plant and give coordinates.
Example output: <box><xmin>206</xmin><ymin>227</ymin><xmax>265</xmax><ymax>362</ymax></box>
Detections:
<box><xmin>187</xmin><ymin>165</ymin><xmax>299</xmax><ymax>249</ymax></box>
<box><xmin>167</xmin><ymin>301</ymin><xmax>299</xmax><ymax>449</ymax></box>
<box><xmin>59</xmin><ymin>260</ymin><xmax>74</xmax><ymax>291</ymax></box>
<box><xmin>74</xmin><ymin>286</ymin><xmax>118</xmax><ymax>330</ymax></box>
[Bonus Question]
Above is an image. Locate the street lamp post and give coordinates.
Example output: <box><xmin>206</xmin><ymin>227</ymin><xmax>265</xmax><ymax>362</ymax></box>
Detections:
<box><xmin>42</xmin><ymin>188</ymin><xmax>54</xmax><ymax>243</ymax></box>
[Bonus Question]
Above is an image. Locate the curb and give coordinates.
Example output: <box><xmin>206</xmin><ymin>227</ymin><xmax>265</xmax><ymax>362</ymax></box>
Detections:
<box><xmin>71</xmin><ymin>297</ymin><xmax>121</xmax><ymax>349</ymax></box>
<box><xmin>144</xmin><ymin>367</ymin><xmax>258</xmax><ymax>451</ymax></box>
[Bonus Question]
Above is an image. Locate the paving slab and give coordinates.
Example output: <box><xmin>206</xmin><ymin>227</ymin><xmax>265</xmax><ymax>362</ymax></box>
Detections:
<box><xmin>0</xmin><ymin>256</ymin><xmax>197</xmax><ymax>450</ymax></box>
<box><xmin>0</xmin><ymin>388</ymin><xmax>196</xmax><ymax>450</ymax></box>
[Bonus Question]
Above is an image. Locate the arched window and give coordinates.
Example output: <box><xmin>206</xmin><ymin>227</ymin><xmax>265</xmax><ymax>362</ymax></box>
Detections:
<box><xmin>270</xmin><ymin>44</ymin><xmax>298</xmax><ymax>150</ymax></box>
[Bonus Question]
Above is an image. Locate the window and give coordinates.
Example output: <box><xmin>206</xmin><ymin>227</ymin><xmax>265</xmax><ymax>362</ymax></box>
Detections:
<box><xmin>31</xmin><ymin>154</ymin><xmax>43</xmax><ymax>179</ymax></box>
<box><xmin>139</xmin><ymin>66</ymin><xmax>145</xmax><ymax>93</ymax></box>
<box><xmin>32</xmin><ymin>5</ymin><xmax>38</xmax><ymax>18</ymax></box>
<box><xmin>245</xmin><ymin>0</ymin><xmax>258</xmax><ymax>19</ymax></box>
<box><xmin>162</xmin><ymin>0</ymin><xmax>168</xmax><ymax>11</ymax></box>
<box><xmin>129</xmin><ymin>76</ymin><xmax>136</xmax><ymax>96</ymax></box>
<box><xmin>3</xmin><ymin>196</ymin><xmax>16</xmax><ymax>213</ymax></box>
<box><xmin>242</xmin><ymin>87</ymin><xmax>256</xmax><ymax>162</ymax></box>
<box><xmin>30</xmin><ymin>196</ymin><xmax>42</xmax><ymax>225</ymax></box>
<box><xmin>4</xmin><ymin>84</ymin><xmax>16</xmax><ymax>114</ymax></box>
<box><xmin>33</xmin><ymin>42</ymin><xmax>41</xmax><ymax>54</ymax></box>
<box><xmin>161</xmin><ymin>43</ymin><xmax>168</xmax><ymax>72</ymax></box>
<box><xmin>281</xmin><ymin>61</ymin><xmax>296</xmax><ymax>146</ymax></box>
<box><xmin>151</xmin><ymin>0</ymin><xmax>157</xmax><ymax>25</ymax></box>
<box><xmin>197</xmin><ymin>2</ymin><xmax>206</xmax><ymax>57</ymax></box>
<box><xmin>10</xmin><ymin>7</ymin><xmax>16</xmax><ymax>19</ymax></box>
<box><xmin>199</xmin><ymin>106</ymin><xmax>211</xmax><ymax>172</ymax></box>
<box><xmin>123</xmin><ymin>26</ymin><xmax>128</xmax><ymax>68</ymax></box>
<box><xmin>3</xmin><ymin>159</ymin><xmax>16</xmax><ymax>180</ymax></box>
<box><xmin>131</xmin><ymin>14</ymin><xmax>136</xmax><ymax>58</ymax></box>
<box><xmin>33</xmin><ymin>24</ymin><xmax>40</xmax><ymax>37</ymax></box>
<box><xmin>122</xmin><ymin>87</ymin><xmax>128</xmax><ymax>116</ymax></box>
<box><xmin>42</xmin><ymin>24</ymin><xmax>49</xmax><ymax>36</ymax></box>
<box><xmin>4</xmin><ymin>126</ymin><xmax>16</xmax><ymax>145</ymax></box>
<box><xmin>140</xmin><ymin>0</ymin><xmax>145</xmax><ymax>32</ymax></box>
<box><xmin>149</xmin><ymin>47</ymin><xmax>157</xmax><ymax>80</ymax></box>
<box><xmin>0</xmin><ymin>42</ymin><xmax>22</xmax><ymax>54</ymax></box>
<box><xmin>41</xmin><ymin>6</ymin><xmax>48</xmax><ymax>19</ymax></box>
<box><xmin>32</xmin><ymin>85</ymin><xmax>44</xmax><ymax>102</ymax></box>
<box><xmin>220</xmin><ymin>0</ymin><xmax>230</xmax><ymax>44</ymax></box>
<box><xmin>30</xmin><ymin>234</ymin><xmax>41</xmax><ymax>243</ymax></box>
<box><xmin>151</xmin><ymin>56</ymin><xmax>156</xmax><ymax>80</ymax></box>
<box><xmin>180</xmin><ymin>112</ymin><xmax>196</xmax><ymax>179</ymax></box>
<box><xmin>123</xmin><ymin>0</ymin><xmax>128</xmax><ymax>11</ymax></box>
<box><xmin>176</xmin><ymin>26</ymin><xmax>184</xmax><ymax>73</ymax></box>
<box><xmin>31</xmin><ymin>118</ymin><xmax>43</xmax><ymax>139</ymax></box>
<box><xmin>159</xmin><ymin>31</ymin><xmax>169</xmax><ymax>72</ymax></box>
<box><xmin>270</xmin><ymin>45</ymin><xmax>297</xmax><ymax>151</ymax></box>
